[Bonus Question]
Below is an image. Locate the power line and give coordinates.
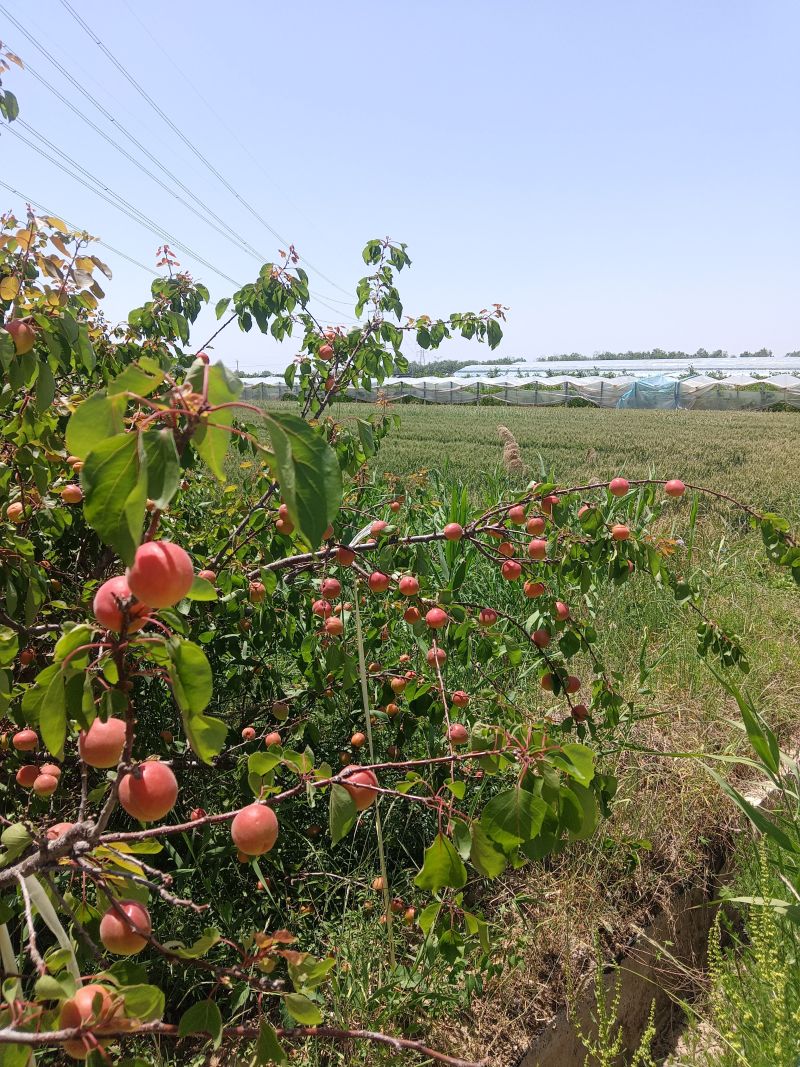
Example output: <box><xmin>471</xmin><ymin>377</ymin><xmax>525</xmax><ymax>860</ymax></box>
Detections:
<box><xmin>6</xmin><ymin>121</ymin><xmax>242</xmax><ymax>286</ymax></box>
<box><xmin>20</xmin><ymin>59</ymin><xmax>279</xmax><ymax>265</ymax></box>
<box><xmin>0</xmin><ymin>4</ymin><xmax>266</xmax><ymax>263</ymax></box>
<box><xmin>4</xmin><ymin>128</ymin><xmax>359</xmax><ymax>323</ymax></box>
<box><xmin>0</xmin><ymin>178</ymin><xmax>158</xmax><ymax>277</ymax></box>
<box><xmin>0</xmin><ymin>5</ymin><xmax>357</xmax><ymax>313</ymax></box>
<box><xmin>58</xmin><ymin>0</ymin><xmax>355</xmax><ymax>299</ymax></box>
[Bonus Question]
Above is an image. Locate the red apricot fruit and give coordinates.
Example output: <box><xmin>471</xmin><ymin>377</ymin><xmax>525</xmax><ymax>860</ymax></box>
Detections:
<box><xmin>92</xmin><ymin>575</ymin><xmax>150</xmax><ymax>633</ymax></box>
<box><xmin>79</xmin><ymin>717</ymin><xmax>126</xmax><ymax>768</ymax></box>
<box><xmin>99</xmin><ymin>900</ymin><xmax>151</xmax><ymax>955</ymax></box>
<box><xmin>126</xmin><ymin>541</ymin><xmax>194</xmax><ymax>608</ymax></box>
<box><xmin>231</xmin><ymin>803</ymin><xmax>279</xmax><ymax>855</ymax></box>
<box><xmin>342</xmin><ymin>767</ymin><xmax>379</xmax><ymax>811</ymax></box>
<box><xmin>118</xmin><ymin>761</ymin><xmax>178</xmax><ymax>821</ymax></box>
<box><xmin>12</xmin><ymin>728</ymin><xmax>38</xmax><ymax>751</ymax></box>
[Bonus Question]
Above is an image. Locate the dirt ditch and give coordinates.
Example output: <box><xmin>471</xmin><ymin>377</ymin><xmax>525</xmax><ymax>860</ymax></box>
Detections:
<box><xmin>516</xmin><ymin>782</ymin><xmax>778</xmax><ymax>1067</ymax></box>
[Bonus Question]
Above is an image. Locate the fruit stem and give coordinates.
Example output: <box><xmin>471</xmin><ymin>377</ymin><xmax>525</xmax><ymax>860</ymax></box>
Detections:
<box><xmin>353</xmin><ymin>585</ymin><xmax>395</xmax><ymax>970</ymax></box>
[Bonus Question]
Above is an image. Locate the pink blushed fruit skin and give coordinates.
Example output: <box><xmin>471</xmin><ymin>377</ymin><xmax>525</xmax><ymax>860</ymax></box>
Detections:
<box><xmin>337</xmin><ymin>546</ymin><xmax>356</xmax><ymax>567</ymax></box>
<box><xmin>451</xmin><ymin>690</ymin><xmax>469</xmax><ymax>708</ymax></box>
<box><xmin>526</xmin><ymin>515</ymin><xmax>546</xmax><ymax>535</ymax></box>
<box><xmin>611</xmin><ymin>524</ymin><xmax>630</xmax><ymax>541</ymax></box>
<box><xmin>33</xmin><ymin>773</ymin><xmax>59</xmax><ymax>797</ymax></box>
<box><xmin>448</xmin><ymin>723</ymin><xmax>469</xmax><ymax>745</ymax></box>
<box><xmin>527</xmin><ymin>538</ymin><xmax>547</xmax><ymax>560</ymax></box>
<box><xmin>665</xmin><ymin>479</ymin><xmax>686</xmax><ymax>498</ymax></box>
<box><xmin>507</xmin><ymin>505</ymin><xmax>526</xmax><ymax>525</ymax></box>
<box><xmin>342</xmin><ymin>768</ymin><xmax>379</xmax><ymax>811</ymax></box>
<box><xmin>321</xmin><ymin>577</ymin><xmax>341</xmax><ymax>598</ymax></box>
<box><xmin>325</xmin><ymin>615</ymin><xmax>344</xmax><ymax>636</ymax></box>
<box><xmin>60</xmin><ymin>983</ymin><xmax>118</xmax><ymax>1058</ymax></box>
<box><xmin>12</xmin><ymin>728</ymin><xmax>38</xmax><ymax>751</ymax></box>
<box><xmin>118</xmin><ymin>761</ymin><xmax>178</xmax><ymax>822</ymax></box>
<box><xmin>427</xmin><ymin>647</ymin><xmax>447</xmax><ymax>667</ymax></box>
<box><xmin>532</xmin><ymin>629</ymin><xmax>551</xmax><ymax>648</ymax></box>
<box><xmin>231</xmin><ymin>803</ymin><xmax>279</xmax><ymax>855</ymax></box>
<box><xmin>197</xmin><ymin>569</ymin><xmax>216</xmax><ymax>583</ymax></box>
<box><xmin>555</xmin><ymin>601</ymin><xmax>570</xmax><ymax>621</ymax></box>
<box><xmin>609</xmin><ymin>477</ymin><xmax>630</xmax><ymax>497</ymax></box>
<box><xmin>478</xmin><ymin>607</ymin><xmax>498</xmax><ymax>626</ymax></box>
<box><xmin>501</xmin><ymin>560</ymin><xmax>522</xmax><ymax>581</ymax></box>
<box><xmin>368</xmin><ymin>571</ymin><xmax>390</xmax><ymax>593</ymax></box>
<box><xmin>524</xmin><ymin>581</ymin><xmax>545</xmax><ymax>599</ymax></box>
<box><xmin>126</xmin><ymin>541</ymin><xmax>194</xmax><ymax>609</ymax></box>
<box><xmin>5</xmin><ymin>319</ymin><xmax>36</xmax><ymax>355</ymax></box>
<box><xmin>426</xmin><ymin>607</ymin><xmax>448</xmax><ymax>629</ymax></box>
<box><xmin>16</xmin><ymin>765</ymin><xmax>40</xmax><ymax>789</ymax></box>
<box><xmin>99</xmin><ymin>900</ymin><xmax>151</xmax><ymax>955</ymax></box>
<box><xmin>442</xmin><ymin>523</ymin><xmax>463</xmax><ymax>541</ymax></box>
<box><xmin>93</xmin><ymin>575</ymin><xmax>150</xmax><ymax>633</ymax></box>
<box><xmin>47</xmin><ymin>821</ymin><xmax>74</xmax><ymax>840</ymax></box>
<box><xmin>79</xmin><ymin>717</ymin><xmax>126</xmax><ymax>769</ymax></box>
<box><xmin>398</xmin><ymin>575</ymin><xmax>420</xmax><ymax>596</ymax></box>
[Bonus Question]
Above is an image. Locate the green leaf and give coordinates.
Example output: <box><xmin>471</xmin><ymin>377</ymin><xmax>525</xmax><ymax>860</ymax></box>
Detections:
<box><xmin>34</xmin><ymin>974</ymin><xmax>74</xmax><ymax>1000</ymax></box>
<box><xmin>40</xmin><ymin>669</ymin><xmax>67</xmax><ymax>759</ymax></box>
<box><xmin>283</xmin><ymin>992</ymin><xmax>322</xmax><ymax>1025</ymax></box>
<box><xmin>54</xmin><ymin>624</ymin><xmax>94</xmax><ymax>664</ymax></box>
<box><xmin>256</xmin><ymin>1020</ymin><xmax>288</xmax><ymax>1064</ymax></box>
<box><xmin>469</xmin><ymin>822</ymin><xmax>507</xmax><ymax>878</ymax></box>
<box><xmin>550</xmin><ymin>743</ymin><xmax>595</xmax><ymax>787</ymax></box>
<box><xmin>169</xmin><ymin>639</ymin><xmax>212</xmax><ymax>713</ymax></box>
<box><xmin>413</xmin><ymin>833</ymin><xmax>467</xmax><ymax>892</ymax></box>
<box><xmin>108</xmin><ymin>358</ymin><xmax>165</xmax><ymax>399</ymax></box>
<box><xmin>121</xmin><ymin>984</ymin><xmax>164</xmax><ymax>1022</ymax></box>
<box><xmin>142</xmin><ymin>430</ymin><xmax>180</xmax><ymax>510</ymax></box>
<box><xmin>81</xmin><ymin>432</ymin><xmax>147</xmax><ymax>565</ymax></box>
<box><xmin>329</xmin><ymin>783</ymin><xmax>356</xmax><ymax>845</ymax></box>
<box><xmin>35</xmin><ymin>360</ymin><xmax>56</xmax><ymax>413</ymax></box>
<box><xmin>480</xmin><ymin>789</ymin><xmax>547</xmax><ymax>852</ymax></box>
<box><xmin>564</xmin><ymin>783</ymin><xmax>598</xmax><ymax>841</ymax></box>
<box><xmin>65</xmin><ymin>390</ymin><xmax>126</xmax><ymax>459</ymax></box>
<box><xmin>0</xmin><ymin>626</ymin><xmax>19</xmax><ymax>667</ymax></box>
<box><xmin>704</xmin><ymin>764</ymin><xmax>797</xmax><ymax>854</ymax></box>
<box><xmin>166</xmin><ymin>928</ymin><xmax>221</xmax><ymax>959</ymax></box>
<box><xmin>186</xmin><ymin>360</ymin><xmax>242</xmax><ymax>480</ymax></box>
<box><xmin>0</xmin><ymin>1043</ymin><xmax>29</xmax><ymax>1067</ymax></box>
<box><xmin>487</xmin><ymin>318</ymin><xmax>503</xmax><ymax>349</ymax></box>
<box><xmin>76</xmin><ymin>325</ymin><xmax>96</xmax><ymax>372</ymax></box>
<box><xmin>418</xmin><ymin>901</ymin><xmax>442</xmax><ymax>934</ymax></box>
<box><xmin>168</xmin><ymin>639</ymin><xmax>226</xmax><ymax>764</ymax></box>
<box><xmin>0</xmin><ymin>823</ymin><xmax>32</xmax><ymax>867</ymax></box>
<box><xmin>261</xmin><ymin>411</ymin><xmax>342</xmax><ymax>547</ymax></box>
<box><xmin>708</xmin><ymin>666</ymin><xmax>780</xmax><ymax>776</ymax></box>
<box><xmin>186</xmin><ymin>576</ymin><xmax>218</xmax><ymax>601</ymax></box>
<box><xmin>178</xmin><ymin>999</ymin><xmax>222</xmax><ymax>1044</ymax></box>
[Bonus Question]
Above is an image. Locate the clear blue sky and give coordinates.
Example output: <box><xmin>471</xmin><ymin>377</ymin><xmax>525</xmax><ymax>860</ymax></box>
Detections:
<box><xmin>3</xmin><ymin>0</ymin><xmax>799</xmax><ymax>371</ymax></box>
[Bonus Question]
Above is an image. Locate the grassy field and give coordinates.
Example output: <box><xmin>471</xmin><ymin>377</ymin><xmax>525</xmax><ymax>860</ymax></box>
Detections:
<box><xmin>330</xmin><ymin>403</ymin><xmax>800</xmax><ymax>519</ymax></box>
<box><xmin>335</xmin><ymin>404</ymin><xmax>800</xmax><ymax>1064</ymax></box>
<box><xmin>230</xmin><ymin>404</ymin><xmax>800</xmax><ymax>1066</ymax></box>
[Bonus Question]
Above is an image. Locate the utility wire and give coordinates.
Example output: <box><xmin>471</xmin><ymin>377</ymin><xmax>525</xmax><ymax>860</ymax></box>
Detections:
<box><xmin>0</xmin><ymin>178</ymin><xmax>158</xmax><ymax>276</ymax></box>
<box><xmin>58</xmin><ymin>0</ymin><xmax>355</xmax><ymax>299</ymax></box>
<box><xmin>4</xmin><ymin>128</ymin><xmax>358</xmax><ymax>322</ymax></box>
<box><xmin>6</xmin><ymin>122</ymin><xmax>242</xmax><ymax>286</ymax></box>
<box><xmin>1</xmin><ymin>6</ymin><xmax>357</xmax><ymax>312</ymax></box>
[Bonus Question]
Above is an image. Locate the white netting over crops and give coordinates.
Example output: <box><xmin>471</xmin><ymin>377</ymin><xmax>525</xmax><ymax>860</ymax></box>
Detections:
<box><xmin>239</xmin><ymin>373</ymin><xmax>800</xmax><ymax>410</ymax></box>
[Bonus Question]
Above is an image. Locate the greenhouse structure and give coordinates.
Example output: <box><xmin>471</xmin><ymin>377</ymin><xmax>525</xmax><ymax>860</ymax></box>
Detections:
<box><xmin>240</xmin><ymin>370</ymin><xmax>800</xmax><ymax>410</ymax></box>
